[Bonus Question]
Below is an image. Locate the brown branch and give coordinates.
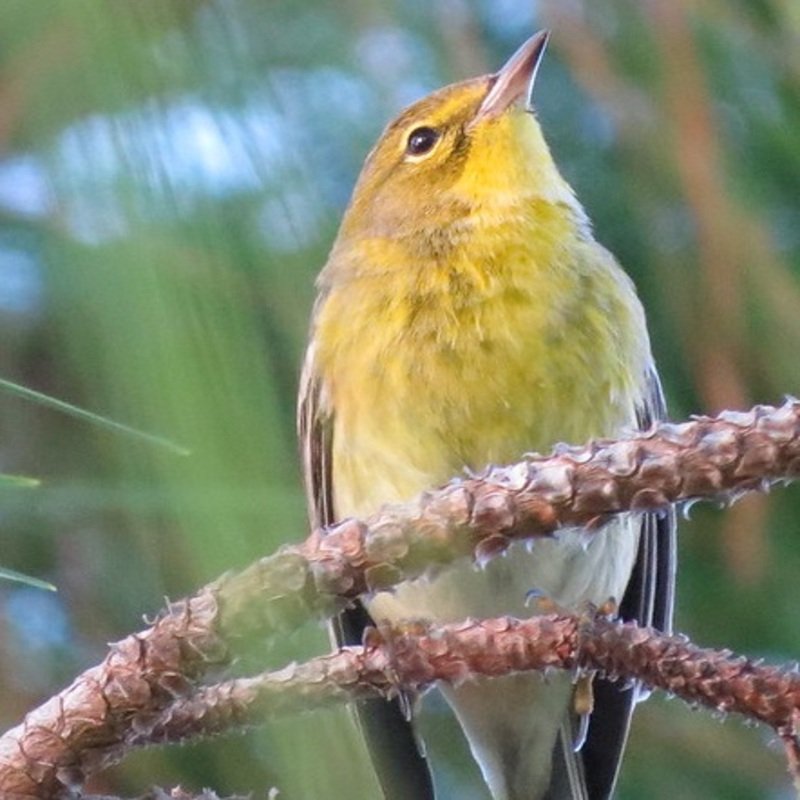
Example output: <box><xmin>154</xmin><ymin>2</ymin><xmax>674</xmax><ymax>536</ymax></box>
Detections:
<box><xmin>105</xmin><ymin>614</ymin><xmax>580</xmax><ymax>756</ymax></box>
<box><xmin>89</xmin><ymin>615</ymin><xmax>580</xmax><ymax>764</ymax></box>
<box><xmin>107</xmin><ymin>614</ymin><xmax>800</xmax><ymax>785</ymax></box>
<box><xmin>1</xmin><ymin>401</ymin><xmax>800</xmax><ymax>797</ymax></box>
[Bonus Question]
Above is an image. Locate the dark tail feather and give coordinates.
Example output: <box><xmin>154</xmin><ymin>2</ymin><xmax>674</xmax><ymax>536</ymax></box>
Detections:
<box><xmin>334</xmin><ymin>604</ymin><xmax>436</xmax><ymax>800</ymax></box>
<box><xmin>544</xmin><ymin>723</ymin><xmax>589</xmax><ymax>800</ymax></box>
<box><xmin>580</xmin><ymin>507</ymin><xmax>677</xmax><ymax>799</ymax></box>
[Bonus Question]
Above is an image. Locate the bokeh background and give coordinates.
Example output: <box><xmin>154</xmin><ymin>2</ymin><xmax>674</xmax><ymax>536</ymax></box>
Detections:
<box><xmin>1</xmin><ymin>1</ymin><xmax>799</xmax><ymax>798</ymax></box>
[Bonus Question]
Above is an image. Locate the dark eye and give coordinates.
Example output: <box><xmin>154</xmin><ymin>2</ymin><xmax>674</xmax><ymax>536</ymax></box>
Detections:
<box><xmin>406</xmin><ymin>126</ymin><xmax>440</xmax><ymax>156</ymax></box>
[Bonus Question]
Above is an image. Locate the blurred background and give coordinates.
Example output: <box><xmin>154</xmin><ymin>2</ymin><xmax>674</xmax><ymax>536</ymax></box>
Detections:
<box><xmin>0</xmin><ymin>0</ymin><xmax>798</xmax><ymax>798</ymax></box>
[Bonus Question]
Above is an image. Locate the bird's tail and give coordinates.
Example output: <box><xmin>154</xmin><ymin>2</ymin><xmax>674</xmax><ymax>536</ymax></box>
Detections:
<box><xmin>542</xmin><ymin>723</ymin><xmax>590</xmax><ymax>800</ymax></box>
<box><xmin>439</xmin><ymin>672</ymin><xmax>581</xmax><ymax>800</ymax></box>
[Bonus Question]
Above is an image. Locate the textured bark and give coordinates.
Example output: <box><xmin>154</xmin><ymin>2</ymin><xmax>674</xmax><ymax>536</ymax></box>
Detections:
<box><xmin>1</xmin><ymin>401</ymin><xmax>799</xmax><ymax>798</ymax></box>
<box><xmin>130</xmin><ymin>613</ymin><xmax>800</xmax><ymax>749</ymax></box>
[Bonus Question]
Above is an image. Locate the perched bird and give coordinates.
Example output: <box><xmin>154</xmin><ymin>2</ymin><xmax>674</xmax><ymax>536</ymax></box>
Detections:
<box><xmin>299</xmin><ymin>31</ymin><xmax>675</xmax><ymax>800</ymax></box>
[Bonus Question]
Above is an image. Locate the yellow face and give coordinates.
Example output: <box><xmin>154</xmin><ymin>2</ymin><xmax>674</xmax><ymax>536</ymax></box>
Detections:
<box><xmin>339</xmin><ymin>78</ymin><xmax>486</xmax><ymax>241</ymax></box>
<box><xmin>362</xmin><ymin>78</ymin><xmax>488</xmax><ymax>186</ymax></box>
<box><xmin>338</xmin><ymin>76</ymin><xmax>573</xmax><ymax>248</ymax></box>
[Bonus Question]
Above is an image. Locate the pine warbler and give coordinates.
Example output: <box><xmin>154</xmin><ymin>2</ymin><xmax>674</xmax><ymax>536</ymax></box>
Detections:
<box><xmin>299</xmin><ymin>31</ymin><xmax>675</xmax><ymax>800</ymax></box>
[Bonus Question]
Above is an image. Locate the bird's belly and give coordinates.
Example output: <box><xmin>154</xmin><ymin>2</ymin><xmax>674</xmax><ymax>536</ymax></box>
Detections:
<box><xmin>365</xmin><ymin>516</ymin><xmax>640</xmax><ymax>800</ymax></box>
<box><xmin>366</xmin><ymin>515</ymin><xmax>639</xmax><ymax>625</ymax></box>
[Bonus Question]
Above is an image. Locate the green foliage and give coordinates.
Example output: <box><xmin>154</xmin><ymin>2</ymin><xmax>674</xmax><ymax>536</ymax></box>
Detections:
<box><xmin>0</xmin><ymin>564</ymin><xmax>54</xmax><ymax>592</ymax></box>
<box><xmin>0</xmin><ymin>377</ymin><xmax>189</xmax><ymax>454</ymax></box>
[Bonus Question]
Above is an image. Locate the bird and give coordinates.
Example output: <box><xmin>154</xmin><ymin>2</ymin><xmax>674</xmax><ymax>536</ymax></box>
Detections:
<box><xmin>298</xmin><ymin>30</ymin><xmax>675</xmax><ymax>800</ymax></box>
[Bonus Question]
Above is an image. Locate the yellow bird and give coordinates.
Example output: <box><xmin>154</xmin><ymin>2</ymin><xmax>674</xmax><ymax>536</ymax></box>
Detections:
<box><xmin>299</xmin><ymin>31</ymin><xmax>675</xmax><ymax>800</ymax></box>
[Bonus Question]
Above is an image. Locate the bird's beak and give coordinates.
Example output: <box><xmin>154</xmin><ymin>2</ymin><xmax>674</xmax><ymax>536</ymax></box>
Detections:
<box><xmin>475</xmin><ymin>30</ymin><xmax>550</xmax><ymax>121</ymax></box>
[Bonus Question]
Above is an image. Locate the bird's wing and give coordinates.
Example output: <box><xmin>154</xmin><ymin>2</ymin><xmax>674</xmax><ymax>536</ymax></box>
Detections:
<box><xmin>297</xmin><ymin>341</ymin><xmax>436</xmax><ymax>800</ymax></box>
<box><xmin>576</xmin><ymin>366</ymin><xmax>677</xmax><ymax>799</ymax></box>
<box><xmin>298</xmin><ymin>341</ymin><xmax>335</xmax><ymax>530</ymax></box>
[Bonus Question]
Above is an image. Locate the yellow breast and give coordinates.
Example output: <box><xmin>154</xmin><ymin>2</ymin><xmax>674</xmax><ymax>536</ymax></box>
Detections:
<box><xmin>314</xmin><ymin>196</ymin><xmax>650</xmax><ymax>520</ymax></box>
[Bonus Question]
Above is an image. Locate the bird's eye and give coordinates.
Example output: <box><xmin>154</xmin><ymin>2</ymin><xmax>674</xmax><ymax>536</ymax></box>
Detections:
<box><xmin>406</xmin><ymin>126</ymin><xmax>440</xmax><ymax>156</ymax></box>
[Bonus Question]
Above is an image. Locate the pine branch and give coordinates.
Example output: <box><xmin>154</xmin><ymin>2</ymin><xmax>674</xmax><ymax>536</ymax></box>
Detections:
<box><xmin>226</xmin><ymin>400</ymin><xmax>800</xmax><ymax>640</ymax></box>
<box><xmin>1</xmin><ymin>401</ymin><xmax>799</xmax><ymax>798</ymax></box>
<box><xmin>122</xmin><ymin>613</ymin><xmax>800</xmax><ymax>773</ymax></box>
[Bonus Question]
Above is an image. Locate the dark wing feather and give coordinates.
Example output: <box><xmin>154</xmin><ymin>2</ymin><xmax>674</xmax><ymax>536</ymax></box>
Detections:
<box><xmin>579</xmin><ymin>367</ymin><xmax>677</xmax><ymax>799</ymax></box>
<box><xmin>298</xmin><ymin>342</ymin><xmax>335</xmax><ymax>529</ymax></box>
<box><xmin>297</xmin><ymin>342</ymin><xmax>436</xmax><ymax>800</ymax></box>
<box><xmin>630</xmin><ymin>366</ymin><xmax>676</xmax><ymax>636</ymax></box>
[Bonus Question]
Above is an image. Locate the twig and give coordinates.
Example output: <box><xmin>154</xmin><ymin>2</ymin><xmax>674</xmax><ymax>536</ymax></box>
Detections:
<box><xmin>112</xmin><ymin>614</ymin><xmax>800</xmax><ymax>787</ymax></box>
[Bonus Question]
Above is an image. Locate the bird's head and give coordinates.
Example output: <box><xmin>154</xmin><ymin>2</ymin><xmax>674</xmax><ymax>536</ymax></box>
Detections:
<box><xmin>336</xmin><ymin>31</ymin><xmax>582</xmax><ymax>252</ymax></box>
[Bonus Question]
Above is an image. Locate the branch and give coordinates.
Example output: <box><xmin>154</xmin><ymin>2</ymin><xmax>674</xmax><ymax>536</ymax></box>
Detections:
<box><xmin>179</xmin><ymin>612</ymin><xmax>800</xmax><ymax>729</ymax></box>
<box><xmin>94</xmin><ymin>613</ymin><xmax>800</xmax><ymax>789</ymax></box>
<box><xmin>1</xmin><ymin>401</ymin><xmax>799</xmax><ymax>798</ymax></box>
<box><xmin>227</xmin><ymin>400</ymin><xmax>800</xmax><ymax>639</ymax></box>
